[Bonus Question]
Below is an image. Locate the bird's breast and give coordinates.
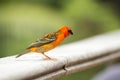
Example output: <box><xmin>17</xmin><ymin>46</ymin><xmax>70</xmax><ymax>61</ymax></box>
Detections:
<box><xmin>52</xmin><ymin>34</ymin><xmax>64</xmax><ymax>47</ymax></box>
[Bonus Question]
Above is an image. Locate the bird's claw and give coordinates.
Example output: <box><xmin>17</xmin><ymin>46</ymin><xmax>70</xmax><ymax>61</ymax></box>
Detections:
<box><xmin>44</xmin><ymin>57</ymin><xmax>57</xmax><ymax>60</ymax></box>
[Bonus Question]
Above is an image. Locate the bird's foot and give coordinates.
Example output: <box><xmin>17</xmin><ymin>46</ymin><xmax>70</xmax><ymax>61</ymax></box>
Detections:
<box><xmin>44</xmin><ymin>57</ymin><xmax>57</xmax><ymax>60</ymax></box>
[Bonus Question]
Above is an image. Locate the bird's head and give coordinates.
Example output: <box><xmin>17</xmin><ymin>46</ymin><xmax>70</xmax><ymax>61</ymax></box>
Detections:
<box><xmin>59</xmin><ymin>26</ymin><xmax>73</xmax><ymax>38</ymax></box>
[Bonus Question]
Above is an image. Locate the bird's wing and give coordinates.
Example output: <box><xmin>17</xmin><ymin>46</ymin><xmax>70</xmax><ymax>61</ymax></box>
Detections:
<box><xmin>27</xmin><ymin>32</ymin><xmax>57</xmax><ymax>49</ymax></box>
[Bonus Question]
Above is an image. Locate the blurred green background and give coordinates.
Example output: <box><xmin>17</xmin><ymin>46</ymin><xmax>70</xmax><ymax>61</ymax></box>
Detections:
<box><xmin>0</xmin><ymin>0</ymin><xmax>119</xmax><ymax>80</ymax></box>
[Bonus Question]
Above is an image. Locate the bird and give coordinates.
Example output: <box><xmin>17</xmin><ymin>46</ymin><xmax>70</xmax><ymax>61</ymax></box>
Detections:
<box><xmin>16</xmin><ymin>26</ymin><xmax>73</xmax><ymax>59</ymax></box>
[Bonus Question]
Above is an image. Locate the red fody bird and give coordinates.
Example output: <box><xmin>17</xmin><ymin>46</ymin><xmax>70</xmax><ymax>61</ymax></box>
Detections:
<box><xmin>16</xmin><ymin>26</ymin><xmax>73</xmax><ymax>59</ymax></box>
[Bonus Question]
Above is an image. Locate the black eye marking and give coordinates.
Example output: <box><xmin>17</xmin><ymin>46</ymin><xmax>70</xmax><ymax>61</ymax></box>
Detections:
<box><xmin>68</xmin><ymin>30</ymin><xmax>73</xmax><ymax>35</ymax></box>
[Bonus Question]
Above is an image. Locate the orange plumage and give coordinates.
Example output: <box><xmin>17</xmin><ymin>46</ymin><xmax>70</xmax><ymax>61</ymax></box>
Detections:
<box><xmin>16</xmin><ymin>26</ymin><xmax>73</xmax><ymax>59</ymax></box>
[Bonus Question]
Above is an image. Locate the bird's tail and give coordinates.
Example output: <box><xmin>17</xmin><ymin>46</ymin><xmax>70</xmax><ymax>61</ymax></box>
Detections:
<box><xmin>16</xmin><ymin>49</ymin><xmax>30</xmax><ymax>58</ymax></box>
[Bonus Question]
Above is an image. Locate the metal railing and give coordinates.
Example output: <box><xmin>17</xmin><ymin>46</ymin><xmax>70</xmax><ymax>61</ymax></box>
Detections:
<box><xmin>0</xmin><ymin>30</ymin><xmax>120</xmax><ymax>80</ymax></box>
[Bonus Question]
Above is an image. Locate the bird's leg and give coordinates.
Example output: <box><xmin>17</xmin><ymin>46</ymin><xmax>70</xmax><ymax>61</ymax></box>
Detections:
<box><xmin>42</xmin><ymin>52</ymin><xmax>57</xmax><ymax>60</ymax></box>
<box><xmin>42</xmin><ymin>53</ymin><xmax>52</xmax><ymax>60</ymax></box>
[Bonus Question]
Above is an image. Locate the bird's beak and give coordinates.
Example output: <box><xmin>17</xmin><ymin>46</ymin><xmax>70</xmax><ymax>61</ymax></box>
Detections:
<box><xmin>68</xmin><ymin>30</ymin><xmax>73</xmax><ymax>35</ymax></box>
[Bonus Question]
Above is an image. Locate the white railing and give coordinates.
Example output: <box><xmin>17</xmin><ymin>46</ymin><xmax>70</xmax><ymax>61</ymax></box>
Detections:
<box><xmin>0</xmin><ymin>30</ymin><xmax>120</xmax><ymax>80</ymax></box>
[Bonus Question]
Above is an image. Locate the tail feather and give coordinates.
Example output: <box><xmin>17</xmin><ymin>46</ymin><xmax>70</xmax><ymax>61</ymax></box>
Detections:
<box><xmin>16</xmin><ymin>49</ymin><xmax>30</xmax><ymax>58</ymax></box>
